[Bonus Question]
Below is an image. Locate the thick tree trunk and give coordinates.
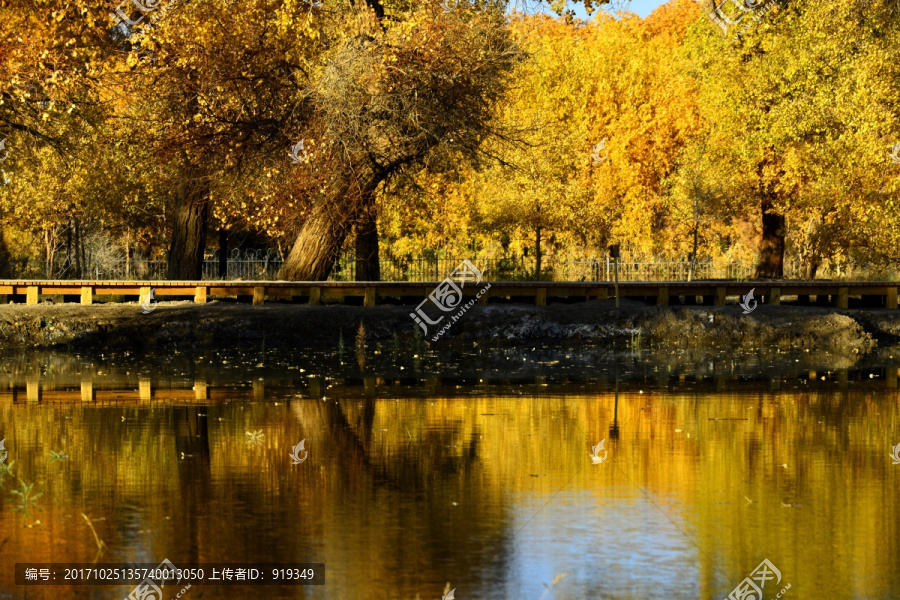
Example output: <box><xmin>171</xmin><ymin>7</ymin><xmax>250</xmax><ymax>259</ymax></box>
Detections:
<box><xmin>167</xmin><ymin>175</ymin><xmax>209</xmax><ymax>280</ymax></box>
<box><xmin>534</xmin><ymin>226</ymin><xmax>542</xmax><ymax>281</ymax></box>
<box><xmin>281</xmin><ymin>168</ymin><xmax>381</xmax><ymax>281</ymax></box>
<box><xmin>280</xmin><ymin>202</ymin><xmax>355</xmax><ymax>281</ymax></box>
<box><xmin>354</xmin><ymin>204</ymin><xmax>380</xmax><ymax>281</ymax></box>
<box><xmin>755</xmin><ymin>197</ymin><xmax>785</xmax><ymax>278</ymax></box>
<box><xmin>754</xmin><ymin>150</ymin><xmax>786</xmax><ymax>279</ymax></box>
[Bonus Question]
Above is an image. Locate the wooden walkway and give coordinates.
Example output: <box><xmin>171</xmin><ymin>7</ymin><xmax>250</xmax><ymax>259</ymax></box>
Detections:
<box><xmin>0</xmin><ymin>279</ymin><xmax>898</xmax><ymax>309</ymax></box>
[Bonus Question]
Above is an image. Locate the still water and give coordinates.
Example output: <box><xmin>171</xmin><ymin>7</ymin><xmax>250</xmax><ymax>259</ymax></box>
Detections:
<box><xmin>0</xmin><ymin>348</ymin><xmax>898</xmax><ymax>599</ymax></box>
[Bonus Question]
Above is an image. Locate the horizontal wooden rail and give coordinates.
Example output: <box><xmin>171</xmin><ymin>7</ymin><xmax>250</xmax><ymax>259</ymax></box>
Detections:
<box><xmin>0</xmin><ymin>279</ymin><xmax>897</xmax><ymax>308</ymax></box>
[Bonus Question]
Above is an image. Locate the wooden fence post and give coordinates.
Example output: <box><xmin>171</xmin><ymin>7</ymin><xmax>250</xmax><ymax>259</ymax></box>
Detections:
<box><xmin>657</xmin><ymin>286</ymin><xmax>669</xmax><ymax>306</ymax></box>
<box><xmin>364</xmin><ymin>287</ymin><xmax>377</xmax><ymax>308</ymax></box>
<box><xmin>253</xmin><ymin>285</ymin><xmax>265</xmax><ymax>306</ymax></box>
<box><xmin>26</xmin><ymin>374</ymin><xmax>40</xmax><ymax>403</ymax></box>
<box><xmin>81</xmin><ymin>375</ymin><xmax>95</xmax><ymax>402</ymax></box>
<box><xmin>714</xmin><ymin>287</ymin><xmax>726</xmax><ymax>306</ymax></box>
<box><xmin>835</xmin><ymin>287</ymin><xmax>849</xmax><ymax>309</ymax></box>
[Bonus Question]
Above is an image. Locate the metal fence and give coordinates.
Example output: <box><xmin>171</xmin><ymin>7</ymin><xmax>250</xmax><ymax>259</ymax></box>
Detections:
<box><xmin>0</xmin><ymin>249</ymin><xmax>285</xmax><ymax>281</ymax></box>
<box><xmin>318</xmin><ymin>256</ymin><xmax>899</xmax><ymax>282</ymax></box>
<box><xmin>0</xmin><ymin>251</ymin><xmax>896</xmax><ymax>282</ymax></box>
<box><xmin>326</xmin><ymin>256</ymin><xmax>760</xmax><ymax>282</ymax></box>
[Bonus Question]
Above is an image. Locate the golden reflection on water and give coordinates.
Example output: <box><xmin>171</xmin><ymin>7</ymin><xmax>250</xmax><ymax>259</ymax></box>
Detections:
<box><xmin>0</xmin><ymin>383</ymin><xmax>898</xmax><ymax>599</ymax></box>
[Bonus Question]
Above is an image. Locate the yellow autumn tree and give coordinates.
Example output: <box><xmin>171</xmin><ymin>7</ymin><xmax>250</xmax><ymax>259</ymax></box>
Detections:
<box><xmin>381</xmin><ymin>1</ymin><xmax>704</xmax><ymax>276</ymax></box>
<box><xmin>684</xmin><ymin>0</ymin><xmax>900</xmax><ymax>277</ymax></box>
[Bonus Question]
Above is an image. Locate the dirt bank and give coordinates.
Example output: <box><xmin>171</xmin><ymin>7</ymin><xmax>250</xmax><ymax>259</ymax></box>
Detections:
<box><xmin>0</xmin><ymin>298</ymin><xmax>894</xmax><ymax>354</ymax></box>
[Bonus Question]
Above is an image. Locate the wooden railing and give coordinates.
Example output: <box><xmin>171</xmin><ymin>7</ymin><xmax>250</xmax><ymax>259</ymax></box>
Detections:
<box><xmin>1</xmin><ymin>279</ymin><xmax>899</xmax><ymax>309</ymax></box>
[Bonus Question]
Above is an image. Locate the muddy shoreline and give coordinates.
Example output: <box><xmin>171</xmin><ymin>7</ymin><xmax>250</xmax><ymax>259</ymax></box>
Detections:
<box><xmin>0</xmin><ymin>298</ymin><xmax>895</xmax><ymax>354</ymax></box>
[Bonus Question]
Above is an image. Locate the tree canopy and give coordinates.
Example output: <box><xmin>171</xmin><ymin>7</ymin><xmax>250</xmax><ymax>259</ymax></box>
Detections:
<box><xmin>1</xmin><ymin>0</ymin><xmax>899</xmax><ymax>280</ymax></box>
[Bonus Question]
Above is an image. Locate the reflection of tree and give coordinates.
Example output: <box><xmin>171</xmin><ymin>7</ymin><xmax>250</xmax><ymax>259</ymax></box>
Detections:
<box><xmin>323</xmin><ymin>399</ymin><xmax>373</xmax><ymax>472</ymax></box>
<box><xmin>326</xmin><ymin>395</ymin><xmax>484</xmax><ymax>481</ymax></box>
<box><xmin>172</xmin><ymin>407</ymin><xmax>212</xmax><ymax>562</ymax></box>
<box><xmin>609</xmin><ymin>376</ymin><xmax>620</xmax><ymax>439</ymax></box>
<box><xmin>174</xmin><ymin>407</ymin><xmax>211</xmax><ymax>464</ymax></box>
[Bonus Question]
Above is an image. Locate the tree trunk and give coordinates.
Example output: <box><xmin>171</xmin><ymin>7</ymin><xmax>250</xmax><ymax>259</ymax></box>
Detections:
<box><xmin>354</xmin><ymin>203</ymin><xmax>380</xmax><ymax>281</ymax></box>
<box><xmin>755</xmin><ymin>197</ymin><xmax>785</xmax><ymax>278</ymax></box>
<box><xmin>73</xmin><ymin>217</ymin><xmax>83</xmax><ymax>279</ymax></box>
<box><xmin>0</xmin><ymin>228</ymin><xmax>12</xmax><ymax>278</ymax></box>
<box><xmin>534</xmin><ymin>225</ymin><xmax>542</xmax><ymax>281</ymax></box>
<box><xmin>167</xmin><ymin>175</ymin><xmax>209</xmax><ymax>280</ymax></box>
<box><xmin>63</xmin><ymin>219</ymin><xmax>74</xmax><ymax>277</ymax></box>
<box><xmin>689</xmin><ymin>197</ymin><xmax>699</xmax><ymax>282</ymax></box>
<box><xmin>799</xmin><ymin>214</ymin><xmax>823</xmax><ymax>280</ymax></box>
<box><xmin>754</xmin><ymin>150</ymin><xmax>785</xmax><ymax>279</ymax></box>
<box><xmin>79</xmin><ymin>218</ymin><xmax>86</xmax><ymax>279</ymax></box>
<box><xmin>218</xmin><ymin>228</ymin><xmax>228</xmax><ymax>279</ymax></box>
<box><xmin>280</xmin><ymin>201</ymin><xmax>355</xmax><ymax>281</ymax></box>
<box><xmin>125</xmin><ymin>236</ymin><xmax>131</xmax><ymax>278</ymax></box>
<box><xmin>280</xmin><ymin>169</ymin><xmax>381</xmax><ymax>281</ymax></box>
<box><xmin>44</xmin><ymin>227</ymin><xmax>58</xmax><ymax>279</ymax></box>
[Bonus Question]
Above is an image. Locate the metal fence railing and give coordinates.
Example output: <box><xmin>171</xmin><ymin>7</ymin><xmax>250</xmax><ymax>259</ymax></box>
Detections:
<box><xmin>0</xmin><ymin>252</ymin><xmax>897</xmax><ymax>282</ymax></box>
<box><xmin>327</xmin><ymin>256</ymin><xmax>760</xmax><ymax>282</ymax></box>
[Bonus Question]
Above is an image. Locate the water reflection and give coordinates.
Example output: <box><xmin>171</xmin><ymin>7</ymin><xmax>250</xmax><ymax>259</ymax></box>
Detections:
<box><xmin>0</xmin><ymin>361</ymin><xmax>898</xmax><ymax>599</ymax></box>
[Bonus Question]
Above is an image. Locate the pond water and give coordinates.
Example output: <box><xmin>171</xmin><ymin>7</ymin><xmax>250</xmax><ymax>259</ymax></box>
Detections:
<box><xmin>0</xmin><ymin>347</ymin><xmax>898</xmax><ymax>599</ymax></box>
